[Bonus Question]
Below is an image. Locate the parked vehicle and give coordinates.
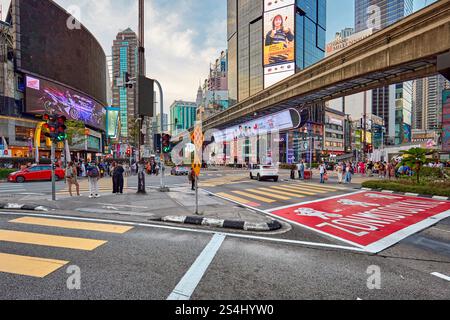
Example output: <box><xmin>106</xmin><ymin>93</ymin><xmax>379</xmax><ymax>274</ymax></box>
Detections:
<box><xmin>7</xmin><ymin>165</ymin><xmax>65</xmax><ymax>183</ymax></box>
<box><xmin>250</xmin><ymin>165</ymin><xmax>279</xmax><ymax>182</ymax></box>
<box><xmin>171</xmin><ymin>166</ymin><xmax>190</xmax><ymax>176</ymax></box>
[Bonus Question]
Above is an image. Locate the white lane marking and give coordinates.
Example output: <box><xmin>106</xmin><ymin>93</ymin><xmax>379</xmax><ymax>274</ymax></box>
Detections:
<box><xmin>431</xmin><ymin>272</ymin><xmax>450</xmax><ymax>282</ymax></box>
<box><xmin>96</xmin><ymin>203</ymin><xmax>149</xmax><ymax>209</ymax></box>
<box><xmin>432</xmin><ymin>227</ymin><xmax>450</xmax><ymax>234</ymax></box>
<box><xmin>167</xmin><ymin>234</ymin><xmax>226</xmax><ymax>300</ymax></box>
<box><xmin>433</xmin><ymin>196</ymin><xmax>449</xmax><ymax>201</ymax></box>
<box><xmin>0</xmin><ymin>211</ymin><xmax>367</xmax><ymax>252</ymax></box>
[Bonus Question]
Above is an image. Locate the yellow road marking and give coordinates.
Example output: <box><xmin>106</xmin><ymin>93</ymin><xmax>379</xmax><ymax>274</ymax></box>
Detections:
<box><xmin>10</xmin><ymin>217</ymin><xmax>134</xmax><ymax>234</ymax></box>
<box><xmin>290</xmin><ymin>183</ymin><xmax>340</xmax><ymax>191</ymax></box>
<box><xmin>216</xmin><ymin>192</ymin><xmax>256</xmax><ymax>204</ymax></box>
<box><xmin>271</xmin><ymin>186</ymin><xmax>318</xmax><ymax>195</ymax></box>
<box><xmin>258</xmin><ymin>188</ymin><xmax>305</xmax><ymax>198</ymax></box>
<box><xmin>244</xmin><ymin>189</ymin><xmax>291</xmax><ymax>200</ymax></box>
<box><xmin>281</xmin><ymin>184</ymin><xmax>330</xmax><ymax>193</ymax></box>
<box><xmin>0</xmin><ymin>253</ymin><xmax>69</xmax><ymax>278</ymax></box>
<box><xmin>0</xmin><ymin>230</ymin><xmax>107</xmax><ymax>251</ymax></box>
<box><xmin>232</xmin><ymin>191</ymin><xmax>276</xmax><ymax>203</ymax></box>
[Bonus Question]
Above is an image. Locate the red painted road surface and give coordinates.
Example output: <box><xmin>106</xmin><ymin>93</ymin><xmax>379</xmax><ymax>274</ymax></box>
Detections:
<box><xmin>271</xmin><ymin>192</ymin><xmax>450</xmax><ymax>253</ymax></box>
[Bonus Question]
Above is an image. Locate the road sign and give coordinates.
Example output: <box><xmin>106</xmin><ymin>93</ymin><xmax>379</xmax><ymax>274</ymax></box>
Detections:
<box><xmin>191</xmin><ymin>123</ymin><xmax>204</xmax><ymax>177</ymax></box>
<box><xmin>270</xmin><ymin>192</ymin><xmax>450</xmax><ymax>253</ymax></box>
<box><xmin>192</xmin><ymin>163</ymin><xmax>201</xmax><ymax>177</ymax></box>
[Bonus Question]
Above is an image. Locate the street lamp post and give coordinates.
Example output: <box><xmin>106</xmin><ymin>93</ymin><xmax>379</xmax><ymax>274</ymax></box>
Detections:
<box><xmin>153</xmin><ymin>79</ymin><xmax>169</xmax><ymax>192</ymax></box>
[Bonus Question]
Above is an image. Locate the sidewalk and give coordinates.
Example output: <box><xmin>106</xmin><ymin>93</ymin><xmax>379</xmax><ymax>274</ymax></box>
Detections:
<box><xmin>0</xmin><ymin>184</ymin><xmax>278</xmax><ymax>231</ymax></box>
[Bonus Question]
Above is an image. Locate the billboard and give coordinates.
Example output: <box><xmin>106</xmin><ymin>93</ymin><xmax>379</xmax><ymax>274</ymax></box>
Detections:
<box><xmin>264</xmin><ymin>0</ymin><xmax>295</xmax><ymax>12</ymax></box>
<box><xmin>443</xmin><ymin>90</ymin><xmax>450</xmax><ymax>152</ymax></box>
<box><xmin>106</xmin><ymin>107</ymin><xmax>120</xmax><ymax>138</ymax></box>
<box><xmin>263</xmin><ymin>4</ymin><xmax>295</xmax><ymax>88</ymax></box>
<box><xmin>264</xmin><ymin>6</ymin><xmax>295</xmax><ymax>67</ymax></box>
<box><xmin>25</xmin><ymin>76</ymin><xmax>106</xmax><ymax>131</ymax></box>
<box><xmin>13</xmin><ymin>0</ymin><xmax>107</xmax><ymax>104</ymax></box>
<box><xmin>214</xmin><ymin>109</ymin><xmax>301</xmax><ymax>143</ymax></box>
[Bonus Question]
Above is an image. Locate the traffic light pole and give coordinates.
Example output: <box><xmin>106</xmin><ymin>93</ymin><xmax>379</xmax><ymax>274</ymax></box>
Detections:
<box><xmin>51</xmin><ymin>142</ymin><xmax>56</xmax><ymax>201</ymax></box>
<box><xmin>154</xmin><ymin>79</ymin><xmax>169</xmax><ymax>192</ymax></box>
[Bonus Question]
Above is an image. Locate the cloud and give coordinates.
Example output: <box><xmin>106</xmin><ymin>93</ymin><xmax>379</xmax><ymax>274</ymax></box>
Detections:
<box><xmin>0</xmin><ymin>0</ymin><xmax>227</xmax><ymax>114</ymax></box>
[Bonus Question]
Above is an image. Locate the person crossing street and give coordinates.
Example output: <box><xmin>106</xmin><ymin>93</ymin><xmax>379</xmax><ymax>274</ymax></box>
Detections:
<box><xmin>86</xmin><ymin>161</ymin><xmax>101</xmax><ymax>198</ymax></box>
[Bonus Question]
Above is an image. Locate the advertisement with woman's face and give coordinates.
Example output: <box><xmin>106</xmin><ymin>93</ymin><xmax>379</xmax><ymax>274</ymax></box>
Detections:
<box><xmin>264</xmin><ymin>6</ymin><xmax>295</xmax><ymax>67</ymax></box>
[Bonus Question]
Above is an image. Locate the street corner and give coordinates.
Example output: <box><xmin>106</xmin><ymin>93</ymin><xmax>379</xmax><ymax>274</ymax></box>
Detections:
<box><xmin>269</xmin><ymin>191</ymin><xmax>450</xmax><ymax>253</ymax></box>
<box><xmin>161</xmin><ymin>215</ymin><xmax>283</xmax><ymax>232</ymax></box>
<box><xmin>0</xmin><ymin>202</ymin><xmax>48</xmax><ymax>212</ymax></box>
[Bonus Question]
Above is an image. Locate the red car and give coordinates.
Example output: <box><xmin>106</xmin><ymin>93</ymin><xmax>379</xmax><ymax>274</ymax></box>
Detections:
<box><xmin>8</xmin><ymin>165</ymin><xmax>65</xmax><ymax>183</ymax></box>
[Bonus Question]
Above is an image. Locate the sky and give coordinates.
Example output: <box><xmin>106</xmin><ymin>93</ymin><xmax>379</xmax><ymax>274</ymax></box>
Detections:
<box><xmin>0</xmin><ymin>0</ymin><xmax>436</xmax><ymax>114</ymax></box>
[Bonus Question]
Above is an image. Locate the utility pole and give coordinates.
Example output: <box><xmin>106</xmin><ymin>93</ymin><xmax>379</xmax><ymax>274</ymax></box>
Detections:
<box><xmin>137</xmin><ymin>0</ymin><xmax>145</xmax><ymax>160</ymax></box>
<box><xmin>363</xmin><ymin>91</ymin><xmax>368</xmax><ymax>161</ymax></box>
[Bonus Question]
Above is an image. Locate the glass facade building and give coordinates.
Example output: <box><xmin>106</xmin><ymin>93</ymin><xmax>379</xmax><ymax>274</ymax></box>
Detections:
<box><xmin>227</xmin><ymin>0</ymin><xmax>326</xmax><ymax>105</ymax></box>
<box><xmin>170</xmin><ymin>101</ymin><xmax>198</xmax><ymax>135</ymax></box>
<box><xmin>355</xmin><ymin>0</ymin><xmax>413</xmax><ymax>144</ymax></box>
<box><xmin>355</xmin><ymin>0</ymin><xmax>413</xmax><ymax>33</ymax></box>
<box><xmin>112</xmin><ymin>28</ymin><xmax>139</xmax><ymax>140</ymax></box>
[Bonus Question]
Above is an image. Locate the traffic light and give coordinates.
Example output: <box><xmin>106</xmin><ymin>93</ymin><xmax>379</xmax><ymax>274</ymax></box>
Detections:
<box><xmin>43</xmin><ymin>114</ymin><xmax>58</xmax><ymax>140</ymax></box>
<box><xmin>154</xmin><ymin>134</ymin><xmax>162</xmax><ymax>154</ymax></box>
<box><xmin>162</xmin><ymin>134</ymin><xmax>172</xmax><ymax>153</ymax></box>
<box><xmin>126</xmin><ymin>147</ymin><xmax>131</xmax><ymax>157</ymax></box>
<box><xmin>56</xmin><ymin>115</ymin><xmax>67</xmax><ymax>142</ymax></box>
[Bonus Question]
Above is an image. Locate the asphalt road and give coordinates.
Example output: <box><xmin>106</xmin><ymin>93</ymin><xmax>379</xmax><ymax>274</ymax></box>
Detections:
<box><xmin>0</xmin><ymin>212</ymin><xmax>448</xmax><ymax>300</ymax></box>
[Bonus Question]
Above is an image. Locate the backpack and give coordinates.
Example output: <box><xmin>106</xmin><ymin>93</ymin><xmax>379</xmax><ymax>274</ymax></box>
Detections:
<box><xmin>87</xmin><ymin>166</ymin><xmax>99</xmax><ymax>178</ymax></box>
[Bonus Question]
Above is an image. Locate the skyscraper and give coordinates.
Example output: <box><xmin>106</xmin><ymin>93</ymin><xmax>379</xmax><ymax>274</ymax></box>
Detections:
<box><xmin>354</xmin><ymin>0</ymin><xmax>413</xmax><ymax>144</ymax></box>
<box><xmin>227</xmin><ymin>0</ymin><xmax>326</xmax><ymax>105</ymax></box>
<box><xmin>413</xmin><ymin>75</ymin><xmax>450</xmax><ymax>131</ymax></box>
<box><xmin>112</xmin><ymin>28</ymin><xmax>139</xmax><ymax>140</ymax></box>
<box><xmin>355</xmin><ymin>0</ymin><xmax>413</xmax><ymax>33</ymax></box>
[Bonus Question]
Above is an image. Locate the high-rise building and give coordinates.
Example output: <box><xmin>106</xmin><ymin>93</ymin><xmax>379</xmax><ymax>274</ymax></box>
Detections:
<box><xmin>111</xmin><ymin>28</ymin><xmax>139</xmax><ymax>140</ymax></box>
<box><xmin>355</xmin><ymin>0</ymin><xmax>413</xmax><ymax>33</ymax></box>
<box><xmin>413</xmin><ymin>75</ymin><xmax>450</xmax><ymax>131</ymax></box>
<box><xmin>227</xmin><ymin>0</ymin><xmax>326</xmax><ymax>105</ymax></box>
<box><xmin>170</xmin><ymin>101</ymin><xmax>197</xmax><ymax>135</ymax></box>
<box><xmin>355</xmin><ymin>0</ymin><xmax>413</xmax><ymax>145</ymax></box>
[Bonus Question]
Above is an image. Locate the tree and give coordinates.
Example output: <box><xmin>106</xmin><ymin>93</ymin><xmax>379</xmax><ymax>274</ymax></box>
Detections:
<box><xmin>400</xmin><ymin>147</ymin><xmax>434</xmax><ymax>184</ymax></box>
<box><xmin>65</xmin><ymin>120</ymin><xmax>86</xmax><ymax>147</ymax></box>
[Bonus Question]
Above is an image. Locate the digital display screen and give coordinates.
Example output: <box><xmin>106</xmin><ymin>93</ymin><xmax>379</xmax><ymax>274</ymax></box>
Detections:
<box><xmin>106</xmin><ymin>108</ymin><xmax>120</xmax><ymax>138</ymax></box>
<box><xmin>26</xmin><ymin>76</ymin><xmax>106</xmax><ymax>131</ymax></box>
<box><xmin>442</xmin><ymin>90</ymin><xmax>450</xmax><ymax>152</ymax></box>
<box><xmin>14</xmin><ymin>0</ymin><xmax>107</xmax><ymax>104</ymax></box>
<box><xmin>263</xmin><ymin>6</ymin><xmax>295</xmax><ymax>67</ymax></box>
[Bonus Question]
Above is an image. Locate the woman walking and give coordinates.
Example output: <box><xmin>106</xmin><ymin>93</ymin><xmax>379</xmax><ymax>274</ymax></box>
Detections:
<box><xmin>336</xmin><ymin>162</ymin><xmax>343</xmax><ymax>184</ymax></box>
<box><xmin>66</xmin><ymin>162</ymin><xmax>80</xmax><ymax>197</ymax></box>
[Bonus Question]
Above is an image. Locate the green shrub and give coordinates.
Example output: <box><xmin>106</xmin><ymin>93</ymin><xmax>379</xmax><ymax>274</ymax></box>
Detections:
<box><xmin>362</xmin><ymin>180</ymin><xmax>450</xmax><ymax>197</ymax></box>
<box><xmin>0</xmin><ymin>169</ymin><xmax>16</xmax><ymax>180</ymax></box>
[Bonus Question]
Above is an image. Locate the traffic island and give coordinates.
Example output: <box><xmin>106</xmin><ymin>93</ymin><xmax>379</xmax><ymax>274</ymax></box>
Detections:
<box><xmin>0</xmin><ymin>203</ymin><xmax>48</xmax><ymax>211</ymax></box>
<box><xmin>162</xmin><ymin>216</ymin><xmax>282</xmax><ymax>232</ymax></box>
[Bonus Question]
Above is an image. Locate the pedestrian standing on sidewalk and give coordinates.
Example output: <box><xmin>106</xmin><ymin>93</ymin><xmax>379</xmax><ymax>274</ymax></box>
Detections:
<box><xmin>336</xmin><ymin>162</ymin><xmax>343</xmax><ymax>184</ymax></box>
<box><xmin>66</xmin><ymin>162</ymin><xmax>80</xmax><ymax>197</ymax></box>
<box><xmin>319</xmin><ymin>162</ymin><xmax>326</xmax><ymax>184</ymax></box>
<box><xmin>298</xmin><ymin>161</ymin><xmax>305</xmax><ymax>180</ymax></box>
<box><xmin>189</xmin><ymin>167</ymin><xmax>196</xmax><ymax>191</ymax></box>
<box><xmin>114</xmin><ymin>163</ymin><xmax>125</xmax><ymax>194</ymax></box>
<box><xmin>86</xmin><ymin>161</ymin><xmax>100</xmax><ymax>198</ymax></box>
<box><xmin>111</xmin><ymin>162</ymin><xmax>117</xmax><ymax>193</ymax></box>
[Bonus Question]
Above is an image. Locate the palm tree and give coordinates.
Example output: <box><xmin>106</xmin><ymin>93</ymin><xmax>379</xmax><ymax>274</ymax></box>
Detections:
<box><xmin>400</xmin><ymin>148</ymin><xmax>434</xmax><ymax>184</ymax></box>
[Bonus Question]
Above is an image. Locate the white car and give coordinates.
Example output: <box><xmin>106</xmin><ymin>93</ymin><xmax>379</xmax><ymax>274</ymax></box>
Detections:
<box><xmin>250</xmin><ymin>165</ymin><xmax>279</xmax><ymax>182</ymax></box>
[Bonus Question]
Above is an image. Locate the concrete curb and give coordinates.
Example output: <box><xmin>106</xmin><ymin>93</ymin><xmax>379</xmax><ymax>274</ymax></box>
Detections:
<box><xmin>161</xmin><ymin>216</ymin><xmax>282</xmax><ymax>232</ymax></box>
<box><xmin>0</xmin><ymin>203</ymin><xmax>48</xmax><ymax>211</ymax></box>
<box><xmin>360</xmin><ymin>188</ymin><xmax>450</xmax><ymax>201</ymax></box>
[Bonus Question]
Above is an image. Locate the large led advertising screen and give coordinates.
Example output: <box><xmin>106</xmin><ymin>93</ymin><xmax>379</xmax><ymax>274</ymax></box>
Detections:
<box><xmin>12</xmin><ymin>0</ymin><xmax>107</xmax><ymax>104</ymax></box>
<box><xmin>263</xmin><ymin>3</ymin><xmax>295</xmax><ymax>88</ymax></box>
<box><xmin>263</xmin><ymin>6</ymin><xmax>295</xmax><ymax>67</ymax></box>
<box><xmin>25</xmin><ymin>76</ymin><xmax>106</xmax><ymax>131</ymax></box>
<box><xmin>442</xmin><ymin>90</ymin><xmax>450</xmax><ymax>152</ymax></box>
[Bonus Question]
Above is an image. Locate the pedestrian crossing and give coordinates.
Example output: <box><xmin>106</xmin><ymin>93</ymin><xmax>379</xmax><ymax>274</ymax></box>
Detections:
<box><xmin>0</xmin><ymin>184</ymin><xmax>26</xmax><ymax>194</ymax></box>
<box><xmin>0</xmin><ymin>216</ymin><xmax>133</xmax><ymax>278</ymax></box>
<box><xmin>56</xmin><ymin>178</ymin><xmax>129</xmax><ymax>195</ymax></box>
<box><xmin>215</xmin><ymin>183</ymin><xmax>349</xmax><ymax>207</ymax></box>
<box><xmin>199</xmin><ymin>175</ymin><xmax>249</xmax><ymax>187</ymax></box>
